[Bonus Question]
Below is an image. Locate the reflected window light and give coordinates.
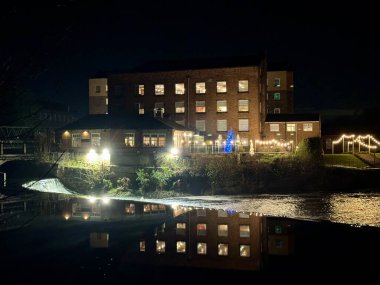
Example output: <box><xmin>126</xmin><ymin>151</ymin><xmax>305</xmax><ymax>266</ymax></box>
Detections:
<box><xmin>176</xmin><ymin>223</ymin><xmax>186</xmax><ymax>235</ymax></box>
<box><xmin>125</xmin><ymin>203</ymin><xmax>135</xmax><ymax>215</ymax></box>
<box><xmin>240</xmin><ymin>245</ymin><xmax>250</xmax><ymax>257</ymax></box>
<box><xmin>217</xmin><ymin>210</ymin><xmax>228</xmax><ymax>218</ymax></box>
<box><xmin>217</xmin><ymin>224</ymin><xmax>228</xmax><ymax>237</ymax></box>
<box><xmin>140</xmin><ymin>241</ymin><xmax>146</xmax><ymax>252</ymax></box>
<box><xmin>239</xmin><ymin>212</ymin><xmax>250</xmax><ymax>219</ymax></box>
<box><xmin>176</xmin><ymin>241</ymin><xmax>186</xmax><ymax>253</ymax></box>
<box><xmin>218</xmin><ymin>243</ymin><xmax>228</xmax><ymax>256</ymax></box>
<box><xmin>240</xmin><ymin>225</ymin><xmax>250</xmax><ymax>238</ymax></box>
<box><xmin>197</xmin><ymin>223</ymin><xmax>207</xmax><ymax>236</ymax></box>
<box><xmin>197</xmin><ymin>209</ymin><xmax>206</xmax><ymax>217</ymax></box>
<box><xmin>197</xmin><ymin>242</ymin><xmax>207</xmax><ymax>255</ymax></box>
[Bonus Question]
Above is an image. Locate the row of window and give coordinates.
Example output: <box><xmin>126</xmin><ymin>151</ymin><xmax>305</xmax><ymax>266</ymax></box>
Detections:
<box><xmin>142</xmin><ymin>240</ymin><xmax>251</xmax><ymax>257</ymax></box>
<box><xmin>193</xmin><ymin>119</ymin><xmax>248</xmax><ymax>132</ymax></box>
<box><xmin>175</xmin><ymin>223</ymin><xmax>250</xmax><ymax>238</ymax></box>
<box><xmin>136</xmin><ymin>80</ymin><xmax>250</xmax><ymax>96</ymax></box>
<box><xmin>270</xmin><ymin>123</ymin><xmax>313</xmax><ymax>132</ymax></box>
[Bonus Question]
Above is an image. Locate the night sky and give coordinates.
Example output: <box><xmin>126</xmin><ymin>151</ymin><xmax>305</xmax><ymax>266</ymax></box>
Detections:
<box><xmin>2</xmin><ymin>0</ymin><xmax>380</xmax><ymax>118</ymax></box>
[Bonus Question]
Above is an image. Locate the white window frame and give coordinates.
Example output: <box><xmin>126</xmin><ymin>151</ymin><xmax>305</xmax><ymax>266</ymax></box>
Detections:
<box><xmin>138</xmin><ymin>84</ymin><xmax>144</xmax><ymax>96</ymax></box>
<box><xmin>155</xmin><ymin>84</ymin><xmax>165</xmax><ymax>95</ymax></box>
<box><xmin>270</xmin><ymin>124</ymin><xmax>279</xmax><ymax>132</ymax></box>
<box><xmin>216</xmin><ymin>81</ymin><xmax>227</xmax><ymax>93</ymax></box>
<box><xmin>238</xmin><ymin>119</ymin><xmax>249</xmax><ymax>132</ymax></box>
<box><xmin>238</xmin><ymin>100</ymin><xmax>249</xmax><ymax>112</ymax></box>
<box><xmin>217</xmin><ymin>100</ymin><xmax>227</xmax><ymax>112</ymax></box>
<box><xmin>287</xmin><ymin>124</ymin><xmax>296</xmax><ymax>132</ymax></box>
<box><xmin>175</xmin><ymin>83</ymin><xmax>185</xmax><ymax>95</ymax></box>
<box><xmin>238</xmin><ymin>80</ymin><xmax>249</xmax><ymax>92</ymax></box>
<box><xmin>195</xmin><ymin>82</ymin><xmax>206</xmax><ymax>94</ymax></box>
<box><xmin>125</xmin><ymin>133</ymin><xmax>135</xmax><ymax>147</ymax></box>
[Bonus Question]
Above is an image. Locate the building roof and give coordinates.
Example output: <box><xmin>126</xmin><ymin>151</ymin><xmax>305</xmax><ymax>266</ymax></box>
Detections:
<box><xmin>130</xmin><ymin>55</ymin><xmax>264</xmax><ymax>73</ymax></box>
<box><xmin>59</xmin><ymin>114</ymin><xmax>190</xmax><ymax>131</ymax></box>
<box><xmin>265</xmin><ymin>113</ymin><xmax>320</xmax><ymax>123</ymax></box>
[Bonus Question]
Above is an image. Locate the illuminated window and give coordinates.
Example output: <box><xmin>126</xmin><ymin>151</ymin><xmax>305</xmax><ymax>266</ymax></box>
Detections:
<box><xmin>196</xmin><ymin>82</ymin><xmax>206</xmax><ymax>94</ymax></box>
<box><xmin>303</xmin><ymin>123</ymin><xmax>313</xmax><ymax>131</ymax></box>
<box><xmin>155</xmin><ymin>84</ymin><xmax>165</xmax><ymax>95</ymax></box>
<box><xmin>197</xmin><ymin>209</ymin><xmax>206</xmax><ymax>216</ymax></box>
<box><xmin>196</xmin><ymin>101</ymin><xmax>206</xmax><ymax>113</ymax></box>
<box><xmin>195</xmin><ymin>120</ymin><xmax>206</xmax><ymax>132</ymax></box>
<box><xmin>274</xmin><ymin>78</ymin><xmax>281</xmax><ymax>87</ymax></box>
<box><xmin>238</xmin><ymin>100</ymin><xmax>249</xmax><ymax>112</ymax></box>
<box><xmin>217</xmin><ymin>81</ymin><xmax>227</xmax><ymax>93</ymax></box>
<box><xmin>270</xmin><ymin>124</ymin><xmax>279</xmax><ymax>132</ymax></box>
<box><xmin>176</xmin><ymin>241</ymin><xmax>186</xmax><ymax>253</ymax></box>
<box><xmin>197</xmin><ymin>223</ymin><xmax>207</xmax><ymax>236</ymax></box>
<box><xmin>197</xmin><ymin>242</ymin><xmax>207</xmax><ymax>255</ymax></box>
<box><xmin>239</xmin><ymin>119</ymin><xmax>249</xmax><ymax>132</ymax></box>
<box><xmin>217</xmin><ymin>100</ymin><xmax>227</xmax><ymax>112</ymax></box>
<box><xmin>105</xmin><ymin>98</ymin><xmax>108</xmax><ymax>105</ymax></box>
<box><xmin>275</xmin><ymin>225</ymin><xmax>282</xmax><ymax>234</ymax></box>
<box><xmin>240</xmin><ymin>245</ymin><xmax>250</xmax><ymax>257</ymax></box>
<box><xmin>156</xmin><ymin>240</ymin><xmax>165</xmax><ymax>253</ymax></box>
<box><xmin>125</xmin><ymin>203</ymin><xmax>135</xmax><ymax>215</ymax></box>
<box><xmin>218</xmin><ymin>243</ymin><xmax>228</xmax><ymax>256</ymax></box>
<box><xmin>91</xmin><ymin>133</ymin><xmax>101</xmax><ymax>147</ymax></box>
<box><xmin>176</xmin><ymin>120</ymin><xmax>185</xmax><ymax>126</ymax></box>
<box><xmin>175</xmin><ymin>83</ymin><xmax>185</xmax><ymax>95</ymax></box>
<box><xmin>175</xmin><ymin>101</ymin><xmax>185</xmax><ymax>113</ymax></box>
<box><xmin>176</xmin><ymin>223</ymin><xmax>186</xmax><ymax>235</ymax></box>
<box><xmin>218</xmin><ymin>224</ymin><xmax>228</xmax><ymax>237</ymax></box>
<box><xmin>287</xmin><ymin>124</ymin><xmax>296</xmax><ymax>132</ymax></box>
<box><xmin>140</xmin><ymin>240</ymin><xmax>145</xmax><ymax>252</ymax></box>
<box><xmin>239</xmin><ymin>212</ymin><xmax>249</xmax><ymax>219</ymax></box>
<box><xmin>136</xmin><ymin>103</ymin><xmax>144</xmax><ymax>114</ymax></box>
<box><xmin>217</xmin><ymin>120</ymin><xmax>227</xmax><ymax>132</ymax></box>
<box><xmin>274</xmin><ymin>93</ymin><xmax>281</xmax><ymax>100</ymax></box>
<box><xmin>143</xmin><ymin>204</ymin><xmax>151</xmax><ymax>213</ymax></box>
<box><xmin>95</xmin><ymin>85</ymin><xmax>101</xmax><ymax>93</ymax></box>
<box><xmin>217</xmin><ymin>210</ymin><xmax>228</xmax><ymax>217</ymax></box>
<box><xmin>238</xmin><ymin>80</ymin><xmax>248</xmax><ymax>92</ymax></box>
<box><xmin>138</xmin><ymin>84</ymin><xmax>144</xmax><ymax>96</ymax></box>
<box><xmin>196</xmin><ymin>120</ymin><xmax>205</xmax><ymax>132</ymax></box>
<box><xmin>274</xmin><ymin>108</ymin><xmax>281</xmax><ymax>114</ymax></box>
<box><xmin>143</xmin><ymin>134</ymin><xmax>166</xmax><ymax>147</ymax></box>
<box><xmin>72</xmin><ymin>133</ymin><xmax>81</xmax><ymax>147</ymax></box>
<box><xmin>125</xmin><ymin>133</ymin><xmax>135</xmax><ymax>147</ymax></box>
<box><xmin>240</xmin><ymin>225</ymin><xmax>250</xmax><ymax>237</ymax></box>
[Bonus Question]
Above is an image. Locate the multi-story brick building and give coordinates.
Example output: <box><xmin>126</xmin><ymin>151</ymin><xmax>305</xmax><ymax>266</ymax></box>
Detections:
<box><xmin>89</xmin><ymin>78</ymin><xmax>108</xmax><ymax>114</ymax></box>
<box><xmin>266</xmin><ymin>65</ymin><xmax>294</xmax><ymax>114</ymax></box>
<box><xmin>104</xmin><ymin>57</ymin><xmax>267</xmax><ymax>146</ymax></box>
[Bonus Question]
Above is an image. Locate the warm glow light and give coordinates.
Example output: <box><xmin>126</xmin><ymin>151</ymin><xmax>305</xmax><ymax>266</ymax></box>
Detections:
<box><xmin>102</xmin><ymin>197</ymin><xmax>110</xmax><ymax>204</ymax></box>
<box><xmin>170</xmin><ymin>147</ymin><xmax>179</xmax><ymax>155</ymax></box>
<box><xmin>87</xmin><ymin>149</ymin><xmax>98</xmax><ymax>162</ymax></box>
<box><xmin>101</xmin><ymin>148</ymin><xmax>110</xmax><ymax>161</ymax></box>
<box><xmin>89</xmin><ymin>196</ymin><xmax>97</xmax><ymax>203</ymax></box>
<box><xmin>82</xmin><ymin>213</ymin><xmax>90</xmax><ymax>220</ymax></box>
<box><xmin>64</xmin><ymin>214</ymin><xmax>70</xmax><ymax>220</ymax></box>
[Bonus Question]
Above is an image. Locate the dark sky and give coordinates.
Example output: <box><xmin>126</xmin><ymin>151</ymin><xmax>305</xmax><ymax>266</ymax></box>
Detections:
<box><xmin>1</xmin><ymin>0</ymin><xmax>380</xmax><ymax>116</ymax></box>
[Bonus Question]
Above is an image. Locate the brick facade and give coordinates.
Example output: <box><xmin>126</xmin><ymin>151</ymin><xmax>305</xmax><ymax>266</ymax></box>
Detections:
<box><xmin>266</xmin><ymin>70</ymin><xmax>294</xmax><ymax>114</ymax></box>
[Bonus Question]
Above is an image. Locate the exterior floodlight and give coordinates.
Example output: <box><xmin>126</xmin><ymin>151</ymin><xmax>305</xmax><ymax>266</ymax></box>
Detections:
<box><xmin>88</xmin><ymin>196</ymin><xmax>97</xmax><ymax>203</ymax></box>
<box><xmin>170</xmin><ymin>147</ymin><xmax>179</xmax><ymax>156</ymax></box>
<box><xmin>102</xmin><ymin>197</ymin><xmax>110</xmax><ymax>204</ymax></box>
<box><xmin>101</xmin><ymin>148</ymin><xmax>110</xmax><ymax>161</ymax></box>
<box><xmin>87</xmin><ymin>149</ymin><xmax>97</xmax><ymax>163</ymax></box>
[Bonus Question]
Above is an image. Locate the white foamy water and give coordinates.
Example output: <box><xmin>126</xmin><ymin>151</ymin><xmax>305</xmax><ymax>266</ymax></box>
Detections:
<box><xmin>23</xmin><ymin>178</ymin><xmax>74</xmax><ymax>195</ymax></box>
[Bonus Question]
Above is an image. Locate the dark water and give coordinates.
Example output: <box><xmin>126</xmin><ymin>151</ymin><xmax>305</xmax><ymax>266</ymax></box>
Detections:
<box><xmin>1</xmin><ymin>194</ymin><xmax>380</xmax><ymax>284</ymax></box>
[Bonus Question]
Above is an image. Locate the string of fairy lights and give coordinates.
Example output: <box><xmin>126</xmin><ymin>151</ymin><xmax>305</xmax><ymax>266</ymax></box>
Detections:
<box><xmin>332</xmin><ymin>134</ymin><xmax>379</xmax><ymax>153</ymax></box>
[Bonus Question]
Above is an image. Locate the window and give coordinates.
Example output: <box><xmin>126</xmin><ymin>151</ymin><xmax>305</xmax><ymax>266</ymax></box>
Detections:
<box><xmin>156</xmin><ymin>240</ymin><xmax>165</xmax><ymax>253</ymax></box>
<box><xmin>274</xmin><ymin>93</ymin><xmax>281</xmax><ymax>100</ymax></box>
<box><xmin>217</xmin><ymin>100</ymin><xmax>227</xmax><ymax>112</ymax></box>
<box><xmin>196</xmin><ymin>82</ymin><xmax>206</xmax><ymax>94</ymax></box>
<box><xmin>240</xmin><ymin>245</ymin><xmax>250</xmax><ymax>257</ymax></box>
<box><xmin>270</xmin><ymin>124</ymin><xmax>279</xmax><ymax>132</ymax></box>
<box><xmin>125</xmin><ymin>203</ymin><xmax>135</xmax><ymax>215</ymax></box>
<box><xmin>95</xmin><ymin>85</ymin><xmax>101</xmax><ymax>93</ymax></box>
<box><xmin>125</xmin><ymin>133</ymin><xmax>135</xmax><ymax>147</ymax></box>
<box><xmin>72</xmin><ymin>134</ymin><xmax>81</xmax><ymax>147</ymax></box>
<box><xmin>197</xmin><ymin>223</ymin><xmax>207</xmax><ymax>236</ymax></box>
<box><xmin>176</xmin><ymin>241</ymin><xmax>186</xmax><ymax>253</ymax></box>
<box><xmin>175</xmin><ymin>101</ymin><xmax>185</xmax><ymax>113</ymax></box>
<box><xmin>240</xmin><ymin>225</ymin><xmax>250</xmax><ymax>237</ymax></box>
<box><xmin>274</xmin><ymin>78</ymin><xmax>281</xmax><ymax>87</ymax></box>
<box><xmin>176</xmin><ymin>120</ymin><xmax>185</xmax><ymax>126</ymax></box>
<box><xmin>239</xmin><ymin>119</ymin><xmax>249</xmax><ymax>132</ymax></box>
<box><xmin>275</xmin><ymin>225</ymin><xmax>282</xmax><ymax>234</ymax></box>
<box><xmin>136</xmin><ymin>103</ymin><xmax>144</xmax><ymax>114</ymax></box>
<box><xmin>303</xmin><ymin>123</ymin><xmax>313</xmax><ymax>131</ymax></box>
<box><xmin>287</xmin><ymin>124</ymin><xmax>296</xmax><ymax>132</ymax></box>
<box><xmin>138</xmin><ymin>84</ymin><xmax>144</xmax><ymax>96</ymax></box>
<box><xmin>217</xmin><ymin>81</ymin><xmax>227</xmax><ymax>93</ymax></box>
<box><xmin>218</xmin><ymin>224</ymin><xmax>228</xmax><ymax>237</ymax></box>
<box><xmin>196</xmin><ymin>120</ymin><xmax>206</xmax><ymax>132</ymax></box>
<box><xmin>217</xmin><ymin>210</ymin><xmax>228</xmax><ymax>217</ymax></box>
<box><xmin>91</xmin><ymin>133</ymin><xmax>100</xmax><ymax>147</ymax></box>
<box><xmin>175</xmin><ymin>83</ymin><xmax>185</xmax><ymax>95</ymax></box>
<box><xmin>139</xmin><ymin>240</ymin><xmax>145</xmax><ymax>252</ymax></box>
<box><xmin>217</xmin><ymin>120</ymin><xmax>227</xmax><ymax>132</ymax></box>
<box><xmin>143</xmin><ymin>134</ymin><xmax>166</xmax><ymax>147</ymax></box>
<box><xmin>155</xmin><ymin>84</ymin><xmax>164</xmax><ymax>95</ymax></box>
<box><xmin>218</xmin><ymin>243</ymin><xmax>228</xmax><ymax>256</ymax></box>
<box><xmin>154</xmin><ymin>102</ymin><xmax>164</xmax><ymax>117</ymax></box>
<box><xmin>176</xmin><ymin>223</ymin><xmax>186</xmax><ymax>235</ymax></box>
<box><xmin>196</xmin><ymin>101</ymin><xmax>206</xmax><ymax>113</ymax></box>
<box><xmin>143</xmin><ymin>204</ymin><xmax>151</xmax><ymax>213</ymax></box>
<box><xmin>238</xmin><ymin>80</ymin><xmax>249</xmax><ymax>92</ymax></box>
<box><xmin>105</xmin><ymin>98</ymin><xmax>108</xmax><ymax>105</ymax></box>
<box><xmin>238</xmin><ymin>100</ymin><xmax>249</xmax><ymax>112</ymax></box>
<box><xmin>197</xmin><ymin>209</ymin><xmax>206</xmax><ymax>216</ymax></box>
<box><xmin>155</xmin><ymin>102</ymin><xmax>164</xmax><ymax>109</ymax></box>
<box><xmin>274</xmin><ymin>108</ymin><xmax>281</xmax><ymax>114</ymax></box>
<box><xmin>197</xmin><ymin>242</ymin><xmax>207</xmax><ymax>255</ymax></box>
<box><xmin>239</xmin><ymin>212</ymin><xmax>249</xmax><ymax>219</ymax></box>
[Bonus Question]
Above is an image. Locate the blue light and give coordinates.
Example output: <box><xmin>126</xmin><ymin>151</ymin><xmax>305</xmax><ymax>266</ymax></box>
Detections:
<box><xmin>224</xmin><ymin>128</ymin><xmax>235</xmax><ymax>153</ymax></box>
